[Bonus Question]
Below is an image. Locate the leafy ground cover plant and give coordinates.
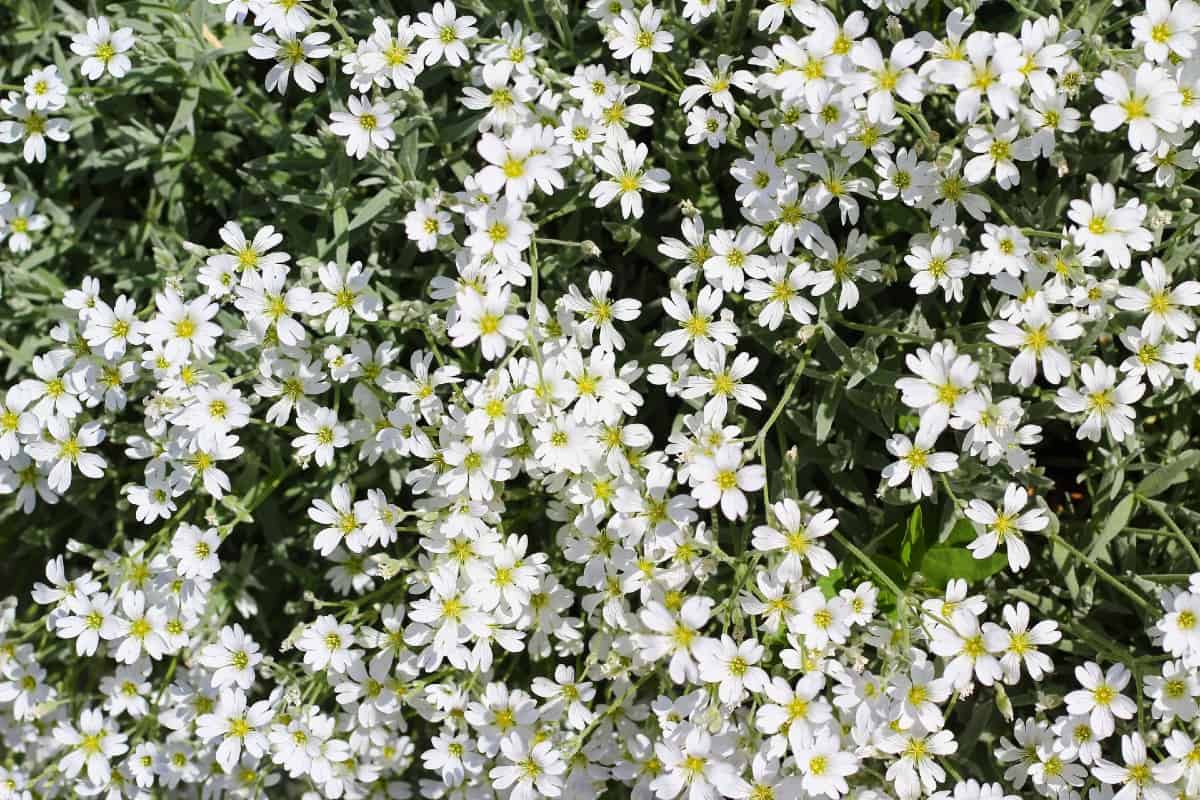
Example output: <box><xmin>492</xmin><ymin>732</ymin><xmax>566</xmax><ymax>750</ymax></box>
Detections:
<box><xmin>3</xmin><ymin>0</ymin><xmax>1200</xmax><ymax>797</ymax></box>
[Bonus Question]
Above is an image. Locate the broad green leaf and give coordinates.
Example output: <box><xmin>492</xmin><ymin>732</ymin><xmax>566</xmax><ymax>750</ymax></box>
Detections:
<box><xmin>1137</xmin><ymin>451</ymin><xmax>1200</xmax><ymax>499</ymax></box>
<box><xmin>919</xmin><ymin>546</ymin><xmax>1006</xmax><ymax>587</ymax></box>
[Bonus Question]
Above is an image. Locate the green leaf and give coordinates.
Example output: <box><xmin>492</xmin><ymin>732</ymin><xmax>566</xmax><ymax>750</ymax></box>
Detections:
<box><xmin>900</xmin><ymin>506</ymin><xmax>926</xmax><ymax>569</ymax></box>
<box><xmin>1089</xmin><ymin>494</ymin><xmax>1135</xmax><ymax>559</ymax></box>
<box><xmin>944</xmin><ymin>517</ymin><xmax>977</xmax><ymax>547</ymax></box>
<box><xmin>348</xmin><ymin>188</ymin><xmax>397</xmax><ymax>232</ymax></box>
<box><xmin>919</xmin><ymin>546</ymin><xmax>1006</xmax><ymax>588</ymax></box>
<box><xmin>816</xmin><ymin>567</ymin><xmax>844</xmax><ymax>599</ymax></box>
<box><xmin>1136</xmin><ymin>450</ymin><xmax>1200</xmax><ymax>499</ymax></box>
<box><xmin>815</xmin><ymin>383</ymin><xmax>841</xmax><ymax>444</ymax></box>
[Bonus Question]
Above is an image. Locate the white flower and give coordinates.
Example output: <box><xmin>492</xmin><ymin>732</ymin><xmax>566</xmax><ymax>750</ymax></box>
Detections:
<box><xmin>694</xmin><ymin>635</ymin><xmax>768</xmax><ymax>704</ymax></box>
<box><xmin>1132</xmin><ymin>0</ymin><xmax>1200</xmax><ymax>62</ymax></box>
<box><xmin>330</xmin><ymin>94</ymin><xmax>395</xmax><ymax>158</ymax></box>
<box><xmin>794</xmin><ymin>736</ymin><xmax>859</xmax><ymax>799</ymax></box>
<box><xmin>0</xmin><ymin>195</ymin><xmax>50</xmax><ymax>252</ymax></box>
<box><xmin>1064</xmin><ymin>662</ymin><xmax>1137</xmax><ymax>738</ymax></box>
<box><xmin>964</xmin><ymin>120</ymin><xmax>1035</xmax><ymax>189</ymax></box>
<box><xmin>651</xmin><ymin>725</ymin><xmax>748</xmax><ymax>800</ymax></box>
<box><xmin>562</xmin><ymin>269</ymin><xmax>641</xmax><ymax>352</ymax></box>
<box><xmin>70</xmin><ymin>17</ymin><xmax>135</xmax><ymax>80</ymax></box>
<box><xmin>490</xmin><ymin>733</ymin><xmax>566</xmax><ymax>799</ymax></box>
<box><xmin>846</xmin><ymin>37</ymin><xmax>925</xmax><ymax>122</ymax></box>
<box><xmin>23</xmin><ymin>65</ymin><xmax>67</xmax><ymax>111</ymax></box>
<box><xmin>879</xmin><ymin>727</ymin><xmax>958</xmax><ymax>799</ymax></box>
<box><xmin>882</xmin><ymin>425</ymin><xmax>959</xmax><ymax>499</ymax></box>
<box><xmin>1116</xmin><ymin>257</ymin><xmax>1200</xmax><ymax>338</ymax></box>
<box><xmin>655</xmin><ymin>286</ymin><xmax>738</xmax><ymax>357</ymax></box>
<box><xmin>964</xmin><ymin>484</ymin><xmax>1047</xmax><ymax>572</ymax></box>
<box><xmin>308</xmin><ymin>261</ymin><xmax>381</xmax><ymax>335</ymax></box>
<box><xmin>752</xmin><ymin>500</ymin><xmax>838</xmax><ymax>582</ymax></box>
<box><xmin>296</xmin><ymin>615</ymin><xmax>359</xmax><ymax>673</ymax></box>
<box><xmin>171</xmin><ymin>523</ymin><xmax>221</xmax><ymax>580</ymax></box>
<box><xmin>609</xmin><ymin>5</ymin><xmax>674</xmax><ymax>75</ymax></box>
<box><xmin>195</xmin><ymin>689</ymin><xmax>272</xmax><ymax>773</ymax></box>
<box><xmin>198</xmin><ymin>624</ymin><xmax>261</xmax><ymax>690</ymax></box>
<box><xmin>689</xmin><ymin>444</ymin><xmax>765</xmax><ymax>521</ymax></box>
<box><xmin>293</xmin><ymin>406</ymin><xmax>348</xmax><ymax>467</ymax></box>
<box><xmin>986</xmin><ymin>295</ymin><xmax>1082</xmax><ymax>387</ymax></box>
<box><xmin>1055</xmin><ymin>359</ymin><xmax>1146</xmax><ymax>443</ymax></box>
<box><xmin>896</xmin><ymin>340</ymin><xmax>979</xmax><ymax>435</ymax></box>
<box><xmin>449</xmin><ymin>286</ymin><xmax>527</xmax><ymax>360</ymax></box>
<box><xmin>0</xmin><ymin>93</ymin><xmax>71</xmax><ymax>164</ymax></box>
<box><xmin>634</xmin><ymin>596</ymin><xmax>713</xmax><ymax>684</ymax></box>
<box><xmin>590</xmin><ymin>140</ymin><xmax>670</xmax><ymax>219</ymax></box>
<box><xmin>1093</xmin><ymin>733</ymin><xmax>1183</xmax><ymax>800</ymax></box>
<box><xmin>54</xmin><ymin>708</ymin><xmax>128</xmax><ymax>784</ymax></box>
<box><xmin>1068</xmin><ymin>183</ymin><xmax>1152</xmax><ymax>270</ymax></box>
<box><xmin>1091</xmin><ymin>63</ymin><xmax>1182</xmax><ymax>151</ymax></box>
<box><xmin>248</xmin><ymin>31</ymin><xmax>331</xmax><ymax>94</ymax></box>
<box><xmin>413</xmin><ymin>1</ymin><xmax>477</xmax><ymax>67</ymax></box>
<box><xmin>24</xmin><ymin>417</ymin><xmax>106</xmax><ymax>493</ymax></box>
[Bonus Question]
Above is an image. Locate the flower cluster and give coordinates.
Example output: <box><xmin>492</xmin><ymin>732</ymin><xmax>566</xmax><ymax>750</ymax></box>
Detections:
<box><xmin>3</xmin><ymin>0</ymin><xmax>1200</xmax><ymax>798</ymax></box>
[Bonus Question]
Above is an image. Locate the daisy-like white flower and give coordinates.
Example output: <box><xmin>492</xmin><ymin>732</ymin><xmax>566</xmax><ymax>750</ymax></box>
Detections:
<box><xmin>882</xmin><ymin>424</ymin><xmax>959</xmax><ymax>499</ymax></box>
<box><xmin>794</xmin><ymin>735</ymin><xmax>859</xmax><ymax>799</ymax></box>
<box><xmin>964</xmin><ymin>483</ymin><xmax>1048</xmax><ymax>572</ymax></box>
<box><xmin>1132</xmin><ymin>0</ymin><xmax>1200</xmax><ymax>63</ymax></box>
<box><xmin>744</xmin><ymin>259</ymin><xmax>816</xmax><ymax>330</ymax></box>
<box><xmin>562</xmin><ymin>270</ymin><xmax>641</xmax><ymax>352</ymax></box>
<box><xmin>634</xmin><ymin>596</ymin><xmax>713</xmax><ymax>684</ymax></box>
<box><xmin>293</xmin><ymin>406</ymin><xmax>348</xmax><ymax>467</ymax></box>
<box><xmin>23</xmin><ymin>65</ymin><xmax>67</xmax><ymax>111</ymax></box>
<box><xmin>70</xmin><ymin>16</ymin><xmax>135</xmax><ymax>80</ymax></box>
<box><xmin>0</xmin><ymin>195</ymin><xmax>50</xmax><ymax>252</ymax></box>
<box><xmin>195</xmin><ymin>689</ymin><xmax>272</xmax><ymax>773</ymax></box>
<box><xmin>449</xmin><ymin>286</ymin><xmax>527</xmax><ymax>361</ymax></box>
<box><xmin>54</xmin><ymin>708</ymin><xmax>128</xmax><ymax>784</ymax></box>
<box><xmin>1055</xmin><ymin>359</ymin><xmax>1146</xmax><ymax>443</ymax></box>
<box><xmin>413</xmin><ymin>1</ymin><xmax>477</xmax><ymax>67</ymax></box>
<box><xmin>907</xmin><ymin>232</ymin><xmax>969</xmax><ymax>301</ymax></box>
<box><xmin>1068</xmin><ymin>183</ymin><xmax>1152</xmax><ymax>270</ymax></box>
<box><xmin>1115</xmin><ymin>257</ymin><xmax>1200</xmax><ymax>338</ymax></box>
<box><xmin>330</xmin><ymin>95</ymin><xmax>395</xmax><ymax>158</ymax></box>
<box><xmin>0</xmin><ymin>93</ymin><xmax>70</xmax><ymax>164</ymax></box>
<box><xmin>248</xmin><ymin>31</ymin><xmax>331</xmax><ymax>94</ymax></box>
<box><xmin>651</xmin><ymin>725</ymin><xmax>748</xmax><ymax>800</ymax></box>
<box><xmin>983</xmin><ymin>601</ymin><xmax>1060</xmax><ymax>684</ymax></box>
<box><xmin>609</xmin><ymin>5</ymin><xmax>674</xmax><ymax>75</ymax></box>
<box><xmin>895</xmin><ymin>340</ymin><xmax>979</xmax><ymax>435</ymax></box>
<box><xmin>1093</xmin><ymin>733</ymin><xmax>1183</xmax><ymax>800</ymax></box>
<box><xmin>964</xmin><ymin>120</ymin><xmax>1035</xmax><ymax>189</ymax></box>
<box><xmin>404</xmin><ymin>198</ymin><xmax>453</xmax><ymax>252</ymax></box>
<box><xmin>654</xmin><ymin>286</ymin><xmax>738</xmax><ymax>357</ymax></box>
<box><xmin>308</xmin><ymin>261</ymin><xmax>381</xmax><ymax>336</ymax></box>
<box><xmin>694</xmin><ymin>635</ymin><xmax>768</xmax><ymax>704</ymax></box>
<box><xmin>83</xmin><ymin>295</ymin><xmax>145</xmax><ymax>359</ymax></box>
<box><xmin>682</xmin><ymin>346</ymin><xmax>766</xmax><ymax>422</ymax></box>
<box><xmin>846</xmin><ymin>37</ymin><xmax>925</xmax><ymax>122</ymax></box>
<box><xmin>24</xmin><ymin>417</ymin><xmax>106</xmax><ymax>493</ymax></box>
<box><xmin>1091</xmin><ymin>63</ymin><xmax>1182</xmax><ymax>151</ymax></box>
<box><xmin>170</xmin><ymin>523</ymin><xmax>221</xmax><ymax>580</ymax></box>
<box><xmin>489</xmin><ymin>733</ymin><xmax>566</xmax><ymax>800</ymax></box>
<box><xmin>1064</xmin><ymin>662</ymin><xmax>1137</xmax><ymax>738</ymax></box>
<box><xmin>751</xmin><ymin>499</ymin><xmax>838</xmax><ymax>582</ymax></box>
<box><xmin>589</xmin><ymin>140</ymin><xmax>670</xmax><ymax>219</ymax></box>
<box><xmin>689</xmin><ymin>443</ymin><xmax>765</xmax><ymax>521</ymax></box>
<box><xmin>986</xmin><ymin>295</ymin><xmax>1082</xmax><ymax>387</ymax></box>
<box><xmin>198</xmin><ymin>624</ymin><xmax>262</xmax><ymax>691</ymax></box>
<box><xmin>879</xmin><ymin>727</ymin><xmax>958</xmax><ymax>799</ymax></box>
